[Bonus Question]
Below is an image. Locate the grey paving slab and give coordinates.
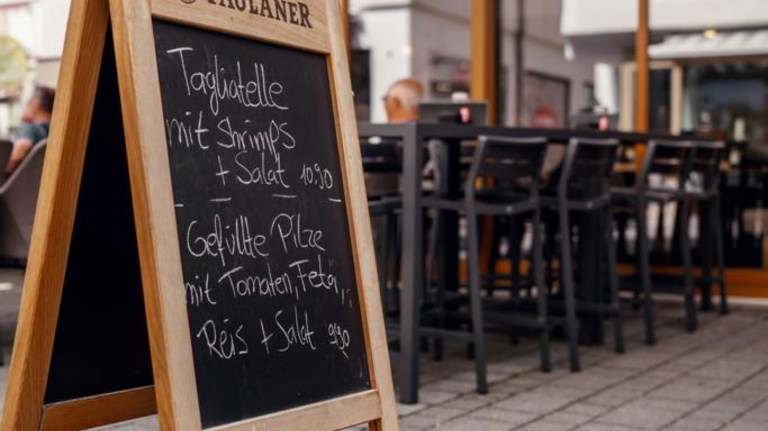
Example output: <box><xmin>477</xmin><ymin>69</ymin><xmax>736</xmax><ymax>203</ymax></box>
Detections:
<box><xmin>648</xmin><ymin>378</ymin><xmax>733</xmax><ymax>404</ymax></box>
<box><xmin>595</xmin><ymin>398</ymin><xmax>698</xmax><ymax>430</ymax></box>
<box><xmin>542</xmin><ymin>411</ymin><xmax>593</xmax><ymax>427</ymax></box>
<box><xmin>491</xmin><ymin>392</ymin><xmax>574</xmax><ymax>415</ymax></box>
<box><xmin>469</xmin><ymin>408</ymin><xmax>538</xmax><ymax>427</ymax></box>
<box><xmin>514</xmin><ymin>420</ymin><xmax>576</xmax><ymax>431</ymax></box>
<box><xmin>436</xmin><ymin>417</ymin><xmax>514</xmax><ymax>431</ymax></box>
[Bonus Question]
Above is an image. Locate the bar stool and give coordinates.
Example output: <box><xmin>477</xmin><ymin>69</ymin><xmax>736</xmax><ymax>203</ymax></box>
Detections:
<box><xmin>613</xmin><ymin>140</ymin><xmax>697</xmax><ymax>344</ymax></box>
<box><xmin>544</xmin><ymin>138</ymin><xmax>624</xmax><ymax>373</ymax></box>
<box><xmin>688</xmin><ymin>141</ymin><xmax>728</xmax><ymax>315</ymax></box>
<box><xmin>423</xmin><ymin>135</ymin><xmax>549</xmax><ymax>392</ymax></box>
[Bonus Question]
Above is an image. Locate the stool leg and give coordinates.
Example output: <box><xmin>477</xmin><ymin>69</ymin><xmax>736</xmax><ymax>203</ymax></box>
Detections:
<box><xmin>605</xmin><ymin>207</ymin><xmax>625</xmax><ymax>354</ymax></box>
<box><xmin>700</xmin><ymin>201</ymin><xmax>714</xmax><ymax>312</ymax></box>
<box><xmin>386</xmin><ymin>213</ymin><xmax>399</xmax><ymax>313</ymax></box>
<box><xmin>467</xmin><ymin>210</ymin><xmax>488</xmax><ymax>393</ymax></box>
<box><xmin>558</xmin><ymin>204</ymin><xmax>581</xmax><ymax>372</ymax></box>
<box><xmin>374</xmin><ymin>215</ymin><xmax>389</xmax><ymax>313</ymax></box>
<box><xmin>637</xmin><ymin>199</ymin><xmax>656</xmax><ymax>345</ymax></box>
<box><xmin>509</xmin><ymin>216</ymin><xmax>521</xmax><ymax>345</ymax></box>
<box><xmin>713</xmin><ymin>198</ymin><xmax>728</xmax><ymax>314</ymax></box>
<box><xmin>679</xmin><ymin>200</ymin><xmax>698</xmax><ymax>332</ymax></box>
<box><xmin>431</xmin><ymin>209</ymin><xmax>445</xmax><ymax>360</ymax></box>
<box><xmin>533</xmin><ymin>206</ymin><xmax>551</xmax><ymax>372</ymax></box>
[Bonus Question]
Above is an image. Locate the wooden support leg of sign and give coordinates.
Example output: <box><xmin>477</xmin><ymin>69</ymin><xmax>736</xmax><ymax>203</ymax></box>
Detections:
<box><xmin>1</xmin><ymin>0</ymin><xmax>157</xmax><ymax>430</ymax></box>
<box><xmin>1</xmin><ymin>0</ymin><xmax>398</xmax><ymax>430</ymax></box>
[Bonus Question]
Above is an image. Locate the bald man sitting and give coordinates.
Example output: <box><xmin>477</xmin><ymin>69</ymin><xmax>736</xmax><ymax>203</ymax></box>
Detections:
<box><xmin>383</xmin><ymin>78</ymin><xmax>424</xmax><ymax>123</ymax></box>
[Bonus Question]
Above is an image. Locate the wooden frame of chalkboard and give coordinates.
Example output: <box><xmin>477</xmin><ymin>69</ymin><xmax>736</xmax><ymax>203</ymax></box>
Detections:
<box><xmin>0</xmin><ymin>0</ymin><xmax>398</xmax><ymax>430</ymax></box>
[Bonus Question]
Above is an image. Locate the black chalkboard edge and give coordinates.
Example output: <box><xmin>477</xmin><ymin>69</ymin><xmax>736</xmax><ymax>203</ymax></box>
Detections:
<box><xmin>40</xmin><ymin>387</ymin><xmax>156</xmax><ymax>431</ymax></box>
<box><xmin>0</xmin><ymin>0</ymin><xmax>122</xmax><ymax>430</ymax></box>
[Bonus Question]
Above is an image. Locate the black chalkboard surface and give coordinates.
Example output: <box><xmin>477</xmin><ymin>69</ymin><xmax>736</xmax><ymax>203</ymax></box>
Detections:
<box><xmin>45</xmin><ymin>33</ymin><xmax>154</xmax><ymax>404</ymax></box>
<box><xmin>153</xmin><ymin>20</ymin><xmax>370</xmax><ymax>428</ymax></box>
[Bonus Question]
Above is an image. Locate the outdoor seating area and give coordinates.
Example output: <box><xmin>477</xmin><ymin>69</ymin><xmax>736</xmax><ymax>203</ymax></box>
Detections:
<box><xmin>359</xmin><ymin>123</ymin><xmax>734</xmax><ymax>406</ymax></box>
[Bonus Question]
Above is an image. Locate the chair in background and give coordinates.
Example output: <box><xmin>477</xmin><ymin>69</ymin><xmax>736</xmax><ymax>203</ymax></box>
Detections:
<box><xmin>423</xmin><ymin>135</ymin><xmax>550</xmax><ymax>391</ymax></box>
<box><xmin>688</xmin><ymin>141</ymin><xmax>728</xmax><ymax>315</ymax></box>
<box><xmin>545</xmin><ymin>138</ymin><xmax>624</xmax><ymax>372</ymax></box>
<box><xmin>0</xmin><ymin>140</ymin><xmax>13</xmax><ymax>187</ymax></box>
<box><xmin>0</xmin><ymin>141</ymin><xmax>47</xmax><ymax>262</ymax></box>
<box><xmin>613</xmin><ymin>140</ymin><xmax>697</xmax><ymax>345</ymax></box>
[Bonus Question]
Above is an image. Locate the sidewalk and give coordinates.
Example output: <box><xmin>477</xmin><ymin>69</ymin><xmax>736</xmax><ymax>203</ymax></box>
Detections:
<box><xmin>0</xmin><ymin>266</ymin><xmax>765</xmax><ymax>431</ymax></box>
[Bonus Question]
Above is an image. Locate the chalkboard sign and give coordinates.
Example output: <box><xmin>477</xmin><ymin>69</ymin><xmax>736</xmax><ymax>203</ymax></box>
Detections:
<box><xmin>1</xmin><ymin>0</ymin><xmax>397</xmax><ymax>430</ymax></box>
<box><xmin>154</xmin><ymin>19</ymin><xmax>369</xmax><ymax>427</ymax></box>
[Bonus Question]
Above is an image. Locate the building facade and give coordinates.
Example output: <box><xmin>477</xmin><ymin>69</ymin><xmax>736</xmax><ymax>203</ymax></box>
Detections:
<box><xmin>352</xmin><ymin>0</ymin><xmax>596</xmax><ymax>125</ymax></box>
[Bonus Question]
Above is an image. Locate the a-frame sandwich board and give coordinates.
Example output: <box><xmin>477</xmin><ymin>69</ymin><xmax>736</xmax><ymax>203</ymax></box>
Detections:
<box><xmin>1</xmin><ymin>0</ymin><xmax>398</xmax><ymax>430</ymax></box>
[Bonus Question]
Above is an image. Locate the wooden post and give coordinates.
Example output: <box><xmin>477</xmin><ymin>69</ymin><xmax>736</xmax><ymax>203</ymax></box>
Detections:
<box><xmin>515</xmin><ymin>0</ymin><xmax>525</xmax><ymax>125</ymax></box>
<box><xmin>635</xmin><ymin>0</ymin><xmax>650</xmax><ymax>165</ymax></box>
<box><xmin>341</xmin><ymin>0</ymin><xmax>351</xmax><ymax>54</ymax></box>
<box><xmin>471</xmin><ymin>0</ymin><xmax>498</xmax><ymax>125</ymax></box>
<box><xmin>635</xmin><ymin>0</ymin><xmax>649</xmax><ymax>132</ymax></box>
<box><xmin>471</xmin><ymin>0</ymin><xmax>499</xmax><ymax>278</ymax></box>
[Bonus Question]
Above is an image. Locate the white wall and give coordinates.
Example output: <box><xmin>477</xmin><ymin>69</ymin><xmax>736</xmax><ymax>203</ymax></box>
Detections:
<box><xmin>353</xmin><ymin>0</ymin><xmax>596</xmax><ymax>125</ymax></box>
<box><xmin>411</xmin><ymin>0</ymin><xmax>472</xmax><ymax>98</ymax></box>
<box><xmin>350</xmin><ymin>0</ymin><xmax>411</xmax><ymax>15</ymax></box>
<box><xmin>357</xmin><ymin>7</ymin><xmax>413</xmax><ymax>122</ymax></box>
<box><xmin>31</xmin><ymin>0</ymin><xmax>71</xmax><ymax>61</ymax></box>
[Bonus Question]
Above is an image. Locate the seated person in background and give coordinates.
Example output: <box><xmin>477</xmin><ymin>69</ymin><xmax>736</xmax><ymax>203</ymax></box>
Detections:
<box><xmin>383</xmin><ymin>78</ymin><xmax>423</xmax><ymax>124</ymax></box>
<box><xmin>6</xmin><ymin>86</ymin><xmax>55</xmax><ymax>175</ymax></box>
<box><xmin>363</xmin><ymin>78</ymin><xmax>426</xmax><ymax>197</ymax></box>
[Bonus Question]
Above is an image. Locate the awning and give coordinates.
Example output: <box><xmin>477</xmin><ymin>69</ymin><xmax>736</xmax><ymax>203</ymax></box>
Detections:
<box><xmin>649</xmin><ymin>30</ymin><xmax>768</xmax><ymax>60</ymax></box>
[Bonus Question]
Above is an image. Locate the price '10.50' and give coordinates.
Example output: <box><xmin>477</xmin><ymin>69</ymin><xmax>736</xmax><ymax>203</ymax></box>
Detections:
<box><xmin>300</xmin><ymin>163</ymin><xmax>334</xmax><ymax>190</ymax></box>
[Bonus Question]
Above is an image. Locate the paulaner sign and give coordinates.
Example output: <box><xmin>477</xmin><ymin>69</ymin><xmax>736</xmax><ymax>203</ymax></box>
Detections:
<box><xmin>206</xmin><ymin>0</ymin><xmax>313</xmax><ymax>28</ymax></box>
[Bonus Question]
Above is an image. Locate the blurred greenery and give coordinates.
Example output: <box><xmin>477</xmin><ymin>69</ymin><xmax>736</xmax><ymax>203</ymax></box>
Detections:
<box><xmin>0</xmin><ymin>35</ymin><xmax>27</xmax><ymax>100</ymax></box>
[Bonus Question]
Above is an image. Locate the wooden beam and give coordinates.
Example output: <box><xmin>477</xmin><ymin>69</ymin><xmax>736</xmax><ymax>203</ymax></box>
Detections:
<box><xmin>634</xmin><ymin>0</ymin><xmax>650</xmax><ymax>168</ymax></box>
<box><xmin>471</xmin><ymin>0</ymin><xmax>498</xmax><ymax>125</ymax></box>
<box><xmin>340</xmin><ymin>0</ymin><xmax>351</xmax><ymax>54</ymax></box>
<box><xmin>40</xmin><ymin>387</ymin><xmax>156</xmax><ymax>431</ymax></box>
<box><xmin>0</xmin><ymin>0</ymin><xmax>110</xmax><ymax>428</ymax></box>
<box><xmin>635</xmin><ymin>0</ymin><xmax>649</xmax><ymax>133</ymax></box>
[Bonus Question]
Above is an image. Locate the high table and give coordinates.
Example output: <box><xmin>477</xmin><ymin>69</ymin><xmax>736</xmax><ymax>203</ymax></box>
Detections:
<box><xmin>357</xmin><ymin>122</ymin><xmax>703</xmax><ymax>404</ymax></box>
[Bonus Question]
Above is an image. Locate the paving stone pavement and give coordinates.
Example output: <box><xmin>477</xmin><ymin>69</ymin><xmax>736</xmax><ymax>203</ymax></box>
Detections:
<box><xmin>0</xmin><ymin>268</ymin><xmax>767</xmax><ymax>430</ymax></box>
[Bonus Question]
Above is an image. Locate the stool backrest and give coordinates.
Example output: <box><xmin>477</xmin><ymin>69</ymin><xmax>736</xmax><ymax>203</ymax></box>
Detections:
<box><xmin>640</xmin><ymin>140</ymin><xmax>696</xmax><ymax>193</ymax></box>
<box><xmin>361</xmin><ymin>141</ymin><xmax>401</xmax><ymax>198</ymax></box>
<box><xmin>360</xmin><ymin>141</ymin><xmax>401</xmax><ymax>173</ymax></box>
<box><xmin>559</xmin><ymin>138</ymin><xmax>619</xmax><ymax>201</ymax></box>
<box><xmin>689</xmin><ymin>140</ymin><xmax>725</xmax><ymax>194</ymax></box>
<box><xmin>469</xmin><ymin>136</ymin><xmax>548</xmax><ymax>198</ymax></box>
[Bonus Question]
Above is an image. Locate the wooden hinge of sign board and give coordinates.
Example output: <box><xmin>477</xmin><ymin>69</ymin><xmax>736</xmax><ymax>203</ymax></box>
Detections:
<box><xmin>0</xmin><ymin>0</ymin><xmax>398</xmax><ymax>430</ymax></box>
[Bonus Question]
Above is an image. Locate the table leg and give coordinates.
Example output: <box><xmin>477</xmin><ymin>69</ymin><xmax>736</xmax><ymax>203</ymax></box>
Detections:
<box><xmin>441</xmin><ymin>139</ymin><xmax>462</xmax><ymax>295</ymax></box>
<box><xmin>399</xmin><ymin>127</ymin><xmax>423</xmax><ymax>404</ymax></box>
<box><xmin>434</xmin><ymin>139</ymin><xmax>461</xmax><ymax>360</ymax></box>
<box><xmin>578</xmin><ymin>210</ymin><xmax>605</xmax><ymax>345</ymax></box>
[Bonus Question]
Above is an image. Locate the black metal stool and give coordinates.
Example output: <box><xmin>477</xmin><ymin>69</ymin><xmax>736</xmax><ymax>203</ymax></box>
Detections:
<box><xmin>688</xmin><ymin>140</ymin><xmax>728</xmax><ymax>315</ymax></box>
<box><xmin>423</xmin><ymin>135</ymin><xmax>550</xmax><ymax>392</ymax></box>
<box><xmin>613</xmin><ymin>140</ymin><xmax>697</xmax><ymax>344</ymax></box>
<box><xmin>544</xmin><ymin>138</ymin><xmax>624</xmax><ymax>372</ymax></box>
